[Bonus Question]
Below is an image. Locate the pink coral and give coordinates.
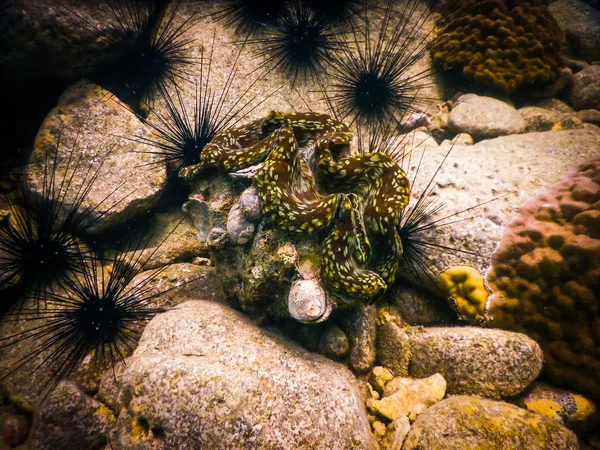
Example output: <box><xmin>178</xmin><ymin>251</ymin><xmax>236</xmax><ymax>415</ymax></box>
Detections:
<box><xmin>485</xmin><ymin>159</ymin><xmax>600</xmax><ymax>400</ymax></box>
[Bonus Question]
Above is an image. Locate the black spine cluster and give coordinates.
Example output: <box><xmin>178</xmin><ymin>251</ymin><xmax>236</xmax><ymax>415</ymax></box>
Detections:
<box><xmin>213</xmin><ymin>0</ymin><xmax>290</xmax><ymax>36</ymax></box>
<box><xmin>0</xmin><ymin>240</ymin><xmax>169</xmax><ymax>397</ymax></box>
<box><xmin>326</xmin><ymin>0</ymin><xmax>438</xmax><ymax>131</ymax></box>
<box><xmin>246</xmin><ymin>1</ymin><xmax>346</xmax><ymax>84</ymax></box>
<box><xmin>0</xmin><ymin>135</ymin><xmax>113</xmax><ymax>313</ymax></box>
<box><xmin>71</xmin><ymin>0</ymin><xmax>198</xmax><ymax>111</ymax></box>
<box><xmin>0</xmin><ymin>130</ymin><xmax>180</xmax><ymax>399</ymax></box>
<box><xmin>132</xmin><ymin>34</ymin><xmax>269</xmax><ymax>173</ymax></box>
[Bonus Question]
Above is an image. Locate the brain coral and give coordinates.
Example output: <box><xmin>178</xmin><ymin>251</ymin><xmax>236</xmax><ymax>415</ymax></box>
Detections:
<box><xmin>431</xmin><ymin>0</ymin><xmax>564</xmax><ymax>93</ymax></box>
<box><xmin>485</xmin><ymin>159</ymin><xmax>600</xmax><ymax>400</ymax></box>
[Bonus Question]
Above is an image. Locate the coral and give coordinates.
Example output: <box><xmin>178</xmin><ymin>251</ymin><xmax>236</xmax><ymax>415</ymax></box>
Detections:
<box><xmin>485</xmin><ymin>158</ymin><xmax>600</xmax><ymax>400</ymax></box>
<box><xmin>431</xmin><ymin>0</ymin><xmax>564</xmax><ymax>93</ymax></box>
<box><xmin>437</xmin><ymin>265</ymin><xmax>489</xmax><ymax>322</ymax></box>
<box><xmin>198</xmin><ymin>111</ymin><xmax>410</xmax><ymax>305</ymax></box>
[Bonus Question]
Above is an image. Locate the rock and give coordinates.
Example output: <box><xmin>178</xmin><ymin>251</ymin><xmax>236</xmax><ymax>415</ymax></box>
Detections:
<box><xmin>402</xmin><ymin>129</ymin><xmax>439</xmax><ymax>153</ymax></box>
<box><xmin>377</xmin><ymin>320</ymin><xmax>412</xmax><ymax>377</ymax></box>
<box><xmin>369</xmin><ymin>366</ymin><xmax>395</xmax><ymax>395</ymax></box>
<box><xmin>514</xmin><ymin>382</ymin><xmax>597</xmax><ymax>431</ymax></box>
<box><xmin>129</xmin><ymin>263</ymin><xmax>228</xmax><ymax>309</ymax></box>
<box><xmin>380</xmin><ymin>416</ymin><xmax>410</xmax><ymax>450</ymax></box>
<box><xmin>372</xmin><ymin>420</ymin><xmax>387</xmax><ymax>438</ymax></box>
<box><xmin>104</xmin><ymin>301</ymin><xmax>378</xmax><ymax>449</ymax></box>
<box><xmin>318</xmin><ymin>325</ymin><xmax>350</xmax><ymax>360</ymax></box>
<box><xmin>564</xmin><ymin>57</ymin><xmax>590</xmax><ymax>73</ymax></box>
<box><xmin>342</xmin><ymin>304</ymin><xmax>378</xmax><ymax>373</ymax></box>
<box><xmin>518</xmin><ymin>106</ymin><xmax>563</xmax><ymax>132</ymax></box>
<box><xmin>1</xmin><ymin>414</ymin><xmax>30</xmax><ymax>447</ymax></box>
<box><xmin>529</xmin><ymin>67</ymin><xmax>573</xmax><ymax>99</ymax></box>
<box><xmin>32</xmin><ymin>381</ymin><xmax>115</xmax><ymax>450</ymax></box>
<box><xmin>29</xmin><ymin>81</ymin><xmax>167</xmax><ymax>234</ymax></box>
<box><xmin>358</xmin><ymin>380</ymin><xmax>380</xmax><ymax>403</ymax></box>
<box><xmin>567</xmin><ymin>65</ymin><xmax>600</xmax><ymax>110</ymax></box>
<box><xmin>441</xmin><ymin>132</ymin><xmax>474</xmax><ymax>146</ymax></box>
<box><xmin>552</xmin><ymin>116</ymin><xmax>585</xmax><ymax>130</ymax></box>
<box><xmin>448</xmin><ymin>95</ymin><xmax>527</xmax><ymax>140</ymax></box>
<box><xmin>549</xmin><ymin>0</ymin><xmax>600</xmax><ymax>62</ymax></box>
<box><xmin>534</xmin><ymin>98</ymin><xmax>575</xmax><ymax>113</ymax></box>
<box><xmin>406</xmin><ymin>327</ymin><xmax>543</xmax><ymax>399</ymax></box>
<box><xmin>367</xmin><ymin>373</ymin><xmax>446</xmax><ymax>421</ymax></box>
<box><xmin>403</xmin><ymin>395</ymin><xmax>579</xmax><ymax>450</ymax></box>
<box><xmin>402</xmin><ymin>127</ymin><xmax>600</xmax><ymax>280</ymax></box>
<box><xmin>386</xmin><ymin>283</ymin><xmax>458</xmax><ymax>326</ymax></box>
<box><xmin>576</xmin><ymin>109</ymin><xmax>600</xmax><ymax>125</ymax></box>
<box><xmin>1</xmin><ymin>0</ymin><xmax>117</xmax><ymax>80</ymax></box>
<box><xmin>118</xmin><ymin>207</ymin><xmax>209</xmax><ymax>270</ymax></box>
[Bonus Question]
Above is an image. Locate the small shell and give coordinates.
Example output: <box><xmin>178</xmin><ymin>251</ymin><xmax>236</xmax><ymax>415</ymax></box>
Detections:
<box><xmin>288</xmin><ymin>279</ymin><xmax>332</xmax><ymax>323</ymax></box>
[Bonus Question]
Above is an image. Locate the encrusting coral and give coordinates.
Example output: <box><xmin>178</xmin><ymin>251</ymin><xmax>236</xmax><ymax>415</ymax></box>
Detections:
<box><xmin>431</xmin><ymin>0</ymin><xmax>564</xmax><ymax>93</ymax></box>
<box><xmin>437</xmin><ymin>265</ymin><xmax>489</xmax><ymax>322</ymax></box>
<box><xmin>198</xmin><ymin>111</ymin><xmax>411</xmax><ymax>305</ymax></box>
<box><xmin>485</xmin><ymin>158</ymin><xmax>600</xmax><ymax>400</ymax></box>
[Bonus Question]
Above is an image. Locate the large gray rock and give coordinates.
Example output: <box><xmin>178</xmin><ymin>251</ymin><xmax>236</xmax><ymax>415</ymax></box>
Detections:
<box><xmin>549</xmin><ymin>0</ymin><xmax>600</xmax><ymax>62</ymax></box>
<box><xmin>567</xmin><ymin>65</ymin><xmax>600</xmax><ymax>110</ymax></box>
<box><xmin>402</xmin><ymin>126</ymin><xmax>600</xmax><ymax>282</ymax></box>
<box><xmin>406</xmin><ymin>327</ymin><xmax>543</xmax><ymax>399</ymax></box>
<box><xmin>403</xmin><ymin>396</ymin><xmax>579</xmax><ymax>450</ymax></box>
<box><xmin>103</xmin><ymin>301</ymin><xmax>378</xmax><ymax>450</ymax></box>
<box><xmin>448</xmin><ymin>95</ymin><xmax>526</xmax><ymax>140</ymax></box>
<box><xmin>29</xmin><ymin>80</ymin><xmax>167</xmax><ymax>234</ymax></box>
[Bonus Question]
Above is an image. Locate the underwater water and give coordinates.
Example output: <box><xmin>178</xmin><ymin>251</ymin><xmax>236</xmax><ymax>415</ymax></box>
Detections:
<box><xmin>0</xmin><ymin>0</ymin><xmax>599</xmax><ymax>448</ymax></box>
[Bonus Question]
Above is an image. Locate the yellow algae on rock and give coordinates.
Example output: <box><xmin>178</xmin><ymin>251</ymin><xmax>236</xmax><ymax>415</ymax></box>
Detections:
<box><xmin>437</xmin><ymin>265</ymin><xmax>489</xmax><ymax>322</ymax></box>
<box><xmin>515</xmin><ymin>382</ymin><xmax>597</xmax><ymax>430</ymax></box>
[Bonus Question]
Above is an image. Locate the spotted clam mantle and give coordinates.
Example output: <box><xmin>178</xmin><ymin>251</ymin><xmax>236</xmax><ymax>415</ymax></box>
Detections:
<box><xmin>190</xmin><ymin>111</ymin><xmax>411</xmax><ymax>308</ymax></box>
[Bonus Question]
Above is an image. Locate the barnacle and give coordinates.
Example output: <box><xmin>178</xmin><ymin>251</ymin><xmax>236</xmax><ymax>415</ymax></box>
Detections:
<box><xmin>200</xmin><ymin>111</ymin><xmax>410</xmax><ymax>303</ymax></box>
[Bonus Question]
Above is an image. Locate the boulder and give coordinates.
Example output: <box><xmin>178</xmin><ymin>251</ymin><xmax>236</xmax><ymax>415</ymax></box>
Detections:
<box><xmin>403</xmin><ymin>395</ymin><xmax>579</xmax><ymax>450</ymax></box>
<box><xmin>406</xmin><ymin>327</ymin><xmax>542</xmax><ymax>399</ymax></box>
<box><xmin>567</xmin><ymin>65</ymin><xmax>600</xmax><ymax>110</ymax></box>
<box><xmin>102</xmin><ymin>301</ymin><xmax>378</xmax><ymax>449</ymax></box>
<box><xmin>367</xmin><ymin>373</ymin><xmax>446</xmax><ymax>421</ymax></box>
<box><xmin>549</xmin><ymin>0</ymin><xmax>600</xmax><ymax>62</ymax></box>
<box><xmin>29</xmin><ymin>80</ymin><xmax>167</xmax><ymax>234</ymax></box>
<box><xmin>448</xmin><ymin>95</ymin><xmax>526</xmax><ymax>140</ymax></box>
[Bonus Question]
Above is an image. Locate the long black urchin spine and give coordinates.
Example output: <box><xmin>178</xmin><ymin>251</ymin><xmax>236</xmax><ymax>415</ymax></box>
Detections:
<box><xmin>325</xmin><ymin>0</ymin><xmax>439</xmax><ymax>132</ymax></box>
<box><xmin>130</xmin><ymin>33</ymin><xmax>271</xmax><ymax>174</ymax></box>
<box><xmin>246</xmin><ymin>1</ymin><xmax>345</xmax><ymax>84</ymax></box>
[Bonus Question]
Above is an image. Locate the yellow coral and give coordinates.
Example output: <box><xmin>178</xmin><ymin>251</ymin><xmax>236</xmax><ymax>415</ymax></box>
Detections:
<box><xmin>437</xmin><ymin>265</ymin><xmax>488</xmax><ymax>321</ymax></box>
